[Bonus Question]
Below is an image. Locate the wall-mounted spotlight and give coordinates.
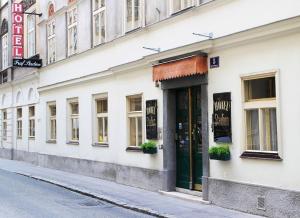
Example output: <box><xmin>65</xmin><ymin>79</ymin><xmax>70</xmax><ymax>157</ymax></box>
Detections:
<box><xmin>142</xmin><ymin>46</ymin><xmax>161</xmax><ymax>53</ymax></box>
<box><xmin>192</xmin><ymin>32</ymin><xmax>213</xmax><ymax>39</ymax></box>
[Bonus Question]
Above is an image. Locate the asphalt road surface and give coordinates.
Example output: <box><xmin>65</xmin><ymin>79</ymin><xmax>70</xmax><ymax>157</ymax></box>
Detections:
<box><xmin>0</xmin><ymin>169</ymin><xmax>153</xmax><ymax>218</ymax></box>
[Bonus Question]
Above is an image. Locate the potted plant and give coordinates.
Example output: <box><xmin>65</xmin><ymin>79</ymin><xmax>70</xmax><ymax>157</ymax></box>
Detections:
<box><xmin>209</xmin><ymin>144</ymin><xmax>230</xmax><ymax>161</ymax></box>
<box><xmin>139</xmin><ymin>141</ymin><xmax>158</xmax><ymax>154</ymax></box>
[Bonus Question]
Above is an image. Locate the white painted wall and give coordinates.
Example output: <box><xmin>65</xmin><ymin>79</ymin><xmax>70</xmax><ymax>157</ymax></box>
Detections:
<box><xmin>208</xmin><ymin>32</ymin><xmax>300</xmax><ymax>191</ymax></box>
<box><xmin>39</xmin><ymin>0</ymin><xmax>300</xmax><ymax>87</ymax></box>
<box><xmin>38</xmin><ymin>67</ymin><xmax>163</xmax><ymax>170</ymax></box>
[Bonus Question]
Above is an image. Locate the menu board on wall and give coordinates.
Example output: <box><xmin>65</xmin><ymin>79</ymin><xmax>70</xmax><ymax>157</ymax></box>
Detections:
<box><xmin>146</xmin><ymin>100</ymin><xmax>158</xmax><ymax>140</ymax></box>
<box><xmin>213</xmin><ymin>92</ymin><xmax>232</xmax><ymax>143</ymax></box>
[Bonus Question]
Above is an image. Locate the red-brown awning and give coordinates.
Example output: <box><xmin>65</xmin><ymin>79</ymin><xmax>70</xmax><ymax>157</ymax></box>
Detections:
<box><xmin>153</xmin><ymin>55</ymin><xmax>208</xmax><ymax>81</ymax></box>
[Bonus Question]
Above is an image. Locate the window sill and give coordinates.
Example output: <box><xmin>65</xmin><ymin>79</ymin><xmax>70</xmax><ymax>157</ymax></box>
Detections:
<box><xmin>28</xmin><ymin>137</ymin><xmax>35</xmax><ymax>140</ymax></box>
<box><xmin>240</xmin><ymin>151</ymin><xmax>282</xmax><ymax>161</ymax></box>
<box><xmin>92</xmin><ymin>143</ymin><xmax>109</xmax><ymax>148</ymax></box>
<box><xmin>171</xmin><ymin>6</ymin><xmax>195</xmax><ymax>17</ymax></box>
<box><xmin>66</xmin><ymin>141</ymin><xmax>79</xmax><ymax>145</ymax></box>
<box><xmin>17</xmin><ymin>137</ymin><xmax>22</xmax><ymax>139</ymax></box>
<box><xmin>125</xmin><ymin>27</ymin><xmax>142</xmax><ymax>35</ymax></box>
<box><xmin>126</xmin><ymin>146</ymin><xmax>142</xmax><ymax>152</ymax></box>
<box><xmin>46</xmin><ymin>140</ymin><xmax>57</xmax><ymax>144</ymax></box>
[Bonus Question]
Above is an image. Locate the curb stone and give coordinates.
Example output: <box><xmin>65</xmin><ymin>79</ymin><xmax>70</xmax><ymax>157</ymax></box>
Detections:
<box><xmin>14</xmin><ymin>172</ymin><xmax>175</xmax><ymax>218</ymax></box>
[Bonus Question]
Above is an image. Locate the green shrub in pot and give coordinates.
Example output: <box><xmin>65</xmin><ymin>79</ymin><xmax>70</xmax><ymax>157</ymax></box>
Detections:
<box><xmin>209</xmin><ymin>144</ymin><xmax>230</xmax><ymax>161</ymax></box>
<box><xmin>139</xmin><ymin>141</ymin><xmax>158</xmax><ymax>154</ymax></box>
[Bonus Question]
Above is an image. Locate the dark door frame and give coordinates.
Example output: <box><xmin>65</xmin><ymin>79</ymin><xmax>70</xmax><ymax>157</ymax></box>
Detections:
<box><xmin>161</xmin><ymin>74</ymin><xmax>209</xmax><ymax>201</ymax></box>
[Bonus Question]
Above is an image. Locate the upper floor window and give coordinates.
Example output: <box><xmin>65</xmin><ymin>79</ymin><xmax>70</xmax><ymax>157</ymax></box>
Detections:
<box><xmin>27</xmin><ymin>14</ymin><xmax>36</xmax><ymax>58</ymax></box>
<box><xmin>47</xmin><ymin>20</ymin><xmax>56</xmax><ymax>64</ymax></box>
<box><xmin>243</xmin><ymin>73</ymin><xmax>278</xmax><ymax>153</ymax></box>
<box><xmin>67</xmin><ymin>7</ymin><xmax>78</xmax><ymax>56</ymax></box>
<box><xmin>93</xmin><ymin>0</ymin><xmax>106</xmax><ymax>46</ymax></box>
<box><xmin>2</xmin><ymin>33</ymin><xmax>8</xmax><ymax>69</ymax></box>
<box><xmin>1</xmin><ymin>19</ymin><xmax>8</xmax><ymax>70</ymax></box>
<box><xmin>125</xmin><ymin>0</ymin><xmax>142</xmax><ymax>32</ymax></box>
<box><xmin>170</xmin><ymin>0</ymin><xmax>194</xmax><ymax>14</ymax></box>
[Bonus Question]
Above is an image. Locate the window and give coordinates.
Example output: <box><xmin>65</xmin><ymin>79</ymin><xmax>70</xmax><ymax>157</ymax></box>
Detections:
<box><xmin>170</xmin><ymin>0</ymin><xmax>194</xmax><ymax>14</ymax></box>
<box><xmin>125</xmin><ymin>0</ymin><xmax>141</xmax><ymax>32</ymax></box>
<box><xmin>17</xmin><ymin>108</ymin><xmax>22</xmax><ymax>138</ymax></box>
<box><xmin>2</xmin><ymin>109</ymin><xmax>7</xmax><ymax>140</ymax></box>
<box><xmin>127</xmin><ymin>95</ymin><xmax>143</xmax><ymax>147</ymax></box>
<box><xmin>68</xmin><ymin>99</ymin><xmax>79</xmax><ymax>142</ymax></box>
<box><xmin>243</xmin><ymin>74</ymin><xmax>278</xmax><ymax>153</ymax></box>
<box><xmin>67</xmin><ymin>7</ymin><xmax>78</xmax><ymax>56</ymax></box>
<box><xmin>47</xmin><ymin>19</ymin><xmax>56</xmax><ymax>64</ymax></box>
<box><xmin>95</xmin><ymin>97</ymin><xmax>108</xmax><ymax>144</ymax></box>
<box><xmin>0</xmin><ymin>71</ymin><xmax>7</xmax><ymax>84</ymax></box>
<box><xmin>27</xmin><ymin>14</ymin><xmax>36</xmax><ymax>57</ymax></box>
<box><xmin>2</xmin><ymin>33</ymin><xmax>8</xmax><ymax>69</ymax></box>
<box><xmin>29</xmin><ymin>106</ymin><xmax>35</xmax><ymax>138</ymax></box>
<box><xmin>93</xmin><ymin>0</ymin><xmax>106</xmax><ymax>46</ymax></box>
<box><xmin>48</xmin><ymin>103</ymin><xmax>56</xmax><ymax>141</ymax></box>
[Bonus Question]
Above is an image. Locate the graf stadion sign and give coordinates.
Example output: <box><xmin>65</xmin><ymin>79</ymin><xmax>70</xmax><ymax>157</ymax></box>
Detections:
<box><xmin>12</xmin><ymin>2</ymin><xmax>42</xmax><ymax>68</ymax></box>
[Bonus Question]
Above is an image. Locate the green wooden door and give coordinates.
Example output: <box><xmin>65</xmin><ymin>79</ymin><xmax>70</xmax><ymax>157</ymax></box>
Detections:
<box><xmin>176</xmin><ymin>88</ymin><xmax>190</xmax><ymax>189</ymax></box>
<box><xmin>176</xmin><ymin>87</ymin><xmax>203</xmax><ymax>191</ymax></box>
<box><xmin>192</xmin><ymin>86</ymin><xmax>203</xmax><ymax>191</ymax></box>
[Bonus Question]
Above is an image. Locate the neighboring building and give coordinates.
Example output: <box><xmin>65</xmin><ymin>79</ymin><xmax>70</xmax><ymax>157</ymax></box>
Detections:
<box><xmin>0</xmin><ymin>0</ymin><xmax>299</xmax><ymax>217</ymax></box>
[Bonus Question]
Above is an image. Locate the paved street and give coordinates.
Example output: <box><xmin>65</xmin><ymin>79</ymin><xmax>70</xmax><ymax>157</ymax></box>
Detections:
<box><xmin>0</xmin><ymin>169</ymin><xmax>152</xmax><ymax>218</ymax></box>
<box><xmin>0</xmin><ymin>159</ymin><xmax>261</xmax><ymax>218</ymax></box>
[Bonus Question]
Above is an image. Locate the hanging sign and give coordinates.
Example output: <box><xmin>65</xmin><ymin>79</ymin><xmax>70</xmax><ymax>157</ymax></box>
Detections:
<box><xmin>12</xmin><ymin>2</ymin><xmax>24</xmax><ymax>58</ymax></box>
<box><xmin>146</xmin><ymin>100</ymin><xmax>158</xmax><ymax>140</ymax></box>
<box><xmin>13</xmin><ymin>58</ymin><xmax>42</xmax><ymax>68</ymax></box>
<box><xmin>213</xmin><ymin>92</ymin><xmax>232</xmax><ymax>143</ymax></box>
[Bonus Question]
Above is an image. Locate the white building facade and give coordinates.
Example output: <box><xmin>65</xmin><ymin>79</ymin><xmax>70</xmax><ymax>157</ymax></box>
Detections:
<box><xmin>0</xmin><ymin>0</ymin><xmax>299</xmax><ymax>217</ymax></box>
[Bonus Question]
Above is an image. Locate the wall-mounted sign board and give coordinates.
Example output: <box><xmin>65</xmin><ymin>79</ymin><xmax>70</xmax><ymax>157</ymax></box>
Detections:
<box><xmin>13</xmin><ymin>58</ymin><xmax>42</xmax><ymax>68</ymax></box>
<box><xmin>146</xmin><ymin>100</ymin><xmax>158</xmax><ymax>140</ymax></box>
<box><xmin>210</xmin><ymin>56</ymin><xmax>219</xmax><ymax>68</ymax></box>
<box><xmin>213</xmin><ymin>92</ymin><xmax>232</xmax><ymax>143</ymax></box>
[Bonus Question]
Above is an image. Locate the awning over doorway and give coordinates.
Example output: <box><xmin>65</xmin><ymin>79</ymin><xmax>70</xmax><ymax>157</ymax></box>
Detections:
<box><xmin>153</xmin><ymin>55</ymin><xmax>208</xmax><ymax>82</ymax></box>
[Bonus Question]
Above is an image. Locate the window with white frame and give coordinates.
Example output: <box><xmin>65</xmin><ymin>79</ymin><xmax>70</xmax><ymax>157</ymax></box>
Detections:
<box><xmin>48</xmin><ymin>102</ymin><xmax>56</xmax><ymax>141</ymax></box>
<box><xmin>95</xmin><ymin>96</ymin><xmax>108</xmax><ymax>144</ymax></box>
<box><xmin>125</xmin><ymin>0</ymin><xmax>141</xmax><ymax>32</ymax></box>
<box><xmin>93</xmin><ymin>0</ymin><xmax>106</xmax><ymax>46</ymax></box>
<box><xmin>67</xmin><ymin>7</ymin><xmax>78</xmax><ymax>56</ymax></box>
<box><xmin>68</xmin><ymin>99</ymin><xmax>79</xmax><ymax>142</ymax></box>
<box><xmin>127</xmin><ymin>95</ymin><xmax>143</xmax><ymax>147</ymax></box>
<box><xmin>170</xmin><ymin>0</ymin><xmax>194</xmax><ymax>14</ymax></box>
<box><xmin>29</xmin><ymin>106</ymin><xmax>35</xmax><ymax>138</ymax></box>
<box><xmin>2</xmin><ymin>33</ymin><xmax>8</xmax><ymax>69</ymax></box>
<box><xmin>47</xmin><ymin>19</ymin><xmax>56</xmax><ymax>64</ymax></box>
<box><xmin>243</xmin><ymin>74</ymin><xmax>278</xmax><ymax>152</ymax></box>
<box><xmin>17</xmin><ymin>108</ymin><xmax>22</xmax><ymax>138</ymax></box>
<box><xmin>2</xmin><ymin>109</ymin><xmax>7</xmax><ymax>140</ymax></box>
<box><xmin>27</xmin><ymin>14</ymin><xmax>36</xmax><ymax>57</ymax></box>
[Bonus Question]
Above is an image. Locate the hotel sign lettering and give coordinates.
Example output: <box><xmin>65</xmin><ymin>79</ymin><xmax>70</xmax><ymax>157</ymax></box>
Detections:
<box><xmin>12</xmin><ymin>3</ymin><xmax>24</xmax><ymax>58</ymax></box>
<box><xmin>213</xmin><ymin>92</ymin><xmax>232</xmax><ymax>143</ymax></box>
<box><xmin>146</xmin><ymin>100</ymin><xmax>158</xmax><ymax>140</ymax></box>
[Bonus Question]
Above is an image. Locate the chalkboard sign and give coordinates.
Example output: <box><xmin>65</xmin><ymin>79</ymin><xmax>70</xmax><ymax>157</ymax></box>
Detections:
<box><xmin>146</xmin><ymin>100</ymin><xmax>158</xmax><ymax>139</ymax></box>
<box><xmin>213</xmin><ymin>92</ymin><xmax>231</xmax><ymax>143</ymax></box>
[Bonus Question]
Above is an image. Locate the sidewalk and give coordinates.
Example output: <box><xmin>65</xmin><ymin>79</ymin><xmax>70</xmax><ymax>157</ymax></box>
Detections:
<box><xmin>0</xmin><ymin>158</ymin><xmax>260</xmax><ymax>218</ymax></box>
